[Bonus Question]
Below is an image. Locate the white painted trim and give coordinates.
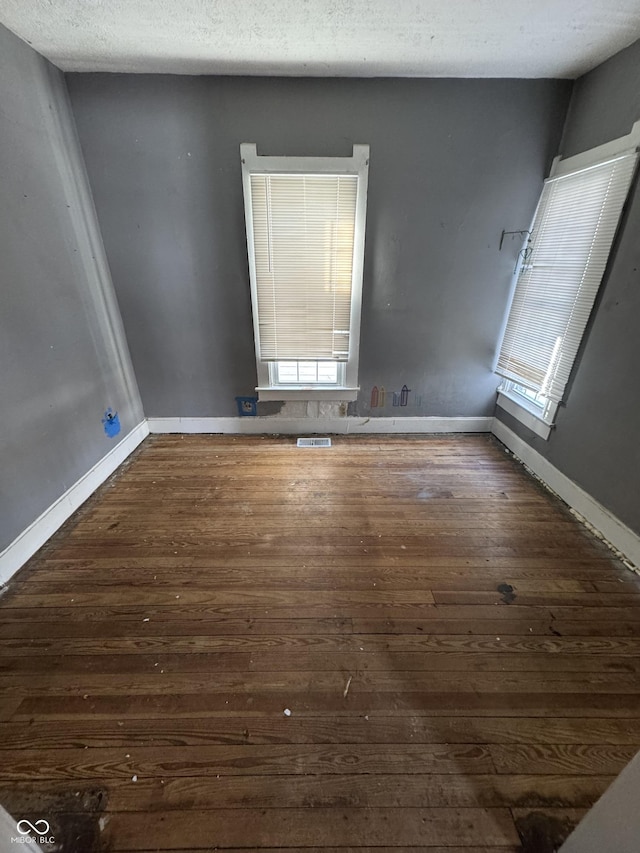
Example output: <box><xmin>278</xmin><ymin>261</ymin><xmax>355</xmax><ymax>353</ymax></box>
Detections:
<box><xmin>240</xmin><ymin>143</ymin><xmax>369</xmax><ymax>175</ymax></box>
<box><xmin>0</xmin><ymin>421</ymin><xmax>149</xmax><ymax>586</ymax></box>
<box><xmin>496</xmin><ymin>391</ymin><xmax>551</xmax><ymax>440</ymax></box>
<box><xmin>491</xmin><ymin>419</ymin><xmax>640</xmax><ymax>570</ymax></box>
<box><xmin>550</xmin><ymin>118</ymin><xmax>640</xmax><ymax>177</ymax></box>
<box><xmin>240</xmin><ymin>143</ymin><xmax>369</xmax><ymax>394</ymax></box>
<box><xmin>147</xmin><ymin>416</ymin><xmax>493</xmax><ymax>435</ymax></box>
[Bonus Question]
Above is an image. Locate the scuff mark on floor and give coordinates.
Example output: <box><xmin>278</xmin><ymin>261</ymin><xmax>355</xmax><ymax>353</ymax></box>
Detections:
<box><xmin>497</xmin><ymin>582</ymin><xmax>516</xmax><ymax>604</ymax></box>
<box><xmin>515</xmin><ymin>810</ymin><xmax>579</xmax><ymax>853</ymax></box>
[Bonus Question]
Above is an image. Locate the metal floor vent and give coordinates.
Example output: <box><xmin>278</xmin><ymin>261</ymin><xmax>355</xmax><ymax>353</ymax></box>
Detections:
<box><xmin>297</xmin><ymin>437</ymin><xmax>332</xmax><ymax>448</ymax></box>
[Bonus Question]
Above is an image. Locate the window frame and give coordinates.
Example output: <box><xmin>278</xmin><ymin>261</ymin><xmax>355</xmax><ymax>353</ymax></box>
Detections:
<box><xmin>240</xmin><ymin>143</ymin><xmax>370</xmax><ymax>402</ymax></box>
<box><xmin>496</xmin><ymin>120</ymin><xmax>640</xmax><ymax>439</ymax></box>
<box><xmin>497</xmin><ymin>380</ymin><xmax>557</xmax><ymax>440</ymax></box>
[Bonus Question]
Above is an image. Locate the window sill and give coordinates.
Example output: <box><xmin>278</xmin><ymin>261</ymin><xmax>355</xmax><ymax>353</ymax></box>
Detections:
<box><xmin>256</xmin><ymin>386</ymin><xmax>359</xmax><ymax>402</ymax></box>
<box><xmin>496</xmin><ymin>391</ymin><xmax>552</xmax><ymax>440</ymax></box>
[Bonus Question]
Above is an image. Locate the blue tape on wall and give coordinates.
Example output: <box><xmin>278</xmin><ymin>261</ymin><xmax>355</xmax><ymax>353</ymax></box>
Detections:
<box><xmin>102</xmin><ymin>408</ymin><xmax>121</xmax><ymax>438</ymax></box>
<box><xmin>235</xmin><ymin>396</ymin><xmax>258</xmax><ymax>417</ymax></box>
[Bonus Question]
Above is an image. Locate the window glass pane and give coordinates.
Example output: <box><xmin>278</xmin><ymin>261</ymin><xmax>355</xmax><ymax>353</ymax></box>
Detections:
<box><xmin>317</xmin><ymin>362</ymin><xmax>338</xmax><ymax>382</ymax></box>
<box><xmin>297</xmin><ymin>361</ymin><xmax>320</xmax><ymax>382</ymax></box>
<box><xmin>514</xmin><ymin>384</ymin><xmax>545</xmax><ymax>408</ymax></box>
<box><xmin>276</xmin><ymin>362</ymin><xmax>299</xmax><ymax>382</ymax></box>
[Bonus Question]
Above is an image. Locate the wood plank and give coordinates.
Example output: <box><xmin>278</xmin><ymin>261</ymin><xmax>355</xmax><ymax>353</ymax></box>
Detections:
<box><xmin>2</xmin><ymin>668</ymin><xmax>639</xmax><ymax>698</ymax></box>
<box><xmin>432</xmin><ymin>590</ymin><xmax>640</xmax><ymax>607</ymax></box>
<box><xmin>2</xmin><ymin>715</ymin><xmax>639</xmax><ymax>748</ymax></box>
<box><xmin>41</xmin><ymin>542</ymin><xmax>603</xmax><ymax>561</ymax></box>
<box><xmin>353</xmin><ymin>618</ymin><xmax>640</xmax><ymax>636</ymax></box>
<box><xmin>491</xmin><ymin>744</ymin><xmax>640</xmax><ymax>775</ymax></box>
<box><xmin>0</xmin><ymin>698</ymin><xmax>20</xmax><ymax>722</ymax></box>
<box><xmin>0</xmin><ymin>588</ymin><xmax>437</xmax><ymax>609</ymax></box>
<box><xmin>14</xmin><ymin>572</ymin><xmax>603</xmax><ymax>594</ymax></box>
<box><xmin>3</xmin><ymin>632</ymin><xmax>640</xmax><ymax>655</ymax></box>
<box><xmin>101</xmin><ymin>772</ymin><xmax>613</xmax><ymax>812</ymax></box>
<box><xmin>127</xmin><ymin>848</ymin><xmax>522</xmax><ymax>853</ymax></box>
<box><xmin>0</xmin><ymin>743</ymin><xmax>496</xmax><ymax>782</ymax></box>
<box><xmin>7</xmin><ymin>616</ymin><xmax>640</xmax><ymax>639</ymax></box>
<box><xmin>13</xmin><ymin>691</ymin><xmax>640</xmax><ymax>719</ymax></box>
<box><xmin>124</xmin><ymin>773</ymin><xmax>612</xmax><ymax>811</ymax></box>
<box><xmin>27</xmin><ymin>555</ymin><xmax>621</xmax><ymax>572</ymax></box>
<box><xmin>79</xmin><ymin>506</ymin><xmax>576</xmax><ymax>522</ymax></box>
<box><xmin>2</xmin><ymin>650</ymin><xmax>636</xmax><ymax>674</ymax></box>
<box><xmin>0</xmin><ymin>617</ymin><xmax>352</xmax><ymax>640</ymax></box>
<box><xmin>106</xmin><ymin>848</ymin><xmax>521</xmax><ymax>853</ymax></box>
<box><xmin>3</xmin><ymin>602</ymin><xmax>640</xmax><ymax>621</ymax></box>
<box><xmin>101</xmin><ymin>807</ymin><xmax>521</xmax><ymax>850</ymax></box>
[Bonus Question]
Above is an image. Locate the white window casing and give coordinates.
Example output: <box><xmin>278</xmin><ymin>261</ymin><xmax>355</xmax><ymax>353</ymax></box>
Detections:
<box><xmin>241</xmin><ymin>143</ymin><xmax>369</xmax><ymax>400</ymax></box>
<box><xmin>496</xmin><ymin>121</ymin><xmax>640</xmax><ymax>430</ymax></box>
<box><xmin>496</xmin><ymin>385</ymin><xmax>554</xmax><ymax>439</ymax></box>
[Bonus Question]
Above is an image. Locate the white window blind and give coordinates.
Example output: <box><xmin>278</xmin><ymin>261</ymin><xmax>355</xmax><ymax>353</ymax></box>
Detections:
<box><xmin>497</xmin><ymin>149</ymin><xmax>638</xmax><ymax>403</ymax></box>
<box><xmin>249</xmin><ymin>173</ymin><xmax>358</xmax><ymax>362</ymax></box>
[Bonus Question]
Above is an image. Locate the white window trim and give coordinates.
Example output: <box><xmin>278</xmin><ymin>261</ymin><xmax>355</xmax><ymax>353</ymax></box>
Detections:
<box><xmin>241</xmin><ymin>143</ymin><xmax>369</xmax><ymax>402</ymax></box>
<box><xmin>496</xmin><ymin>383</ymin><xmax>555</xmax><ymax>440</ymax></box>
<box><xmin>549</xmin><ymin>120</ymin><xmax>640</xmax><ymax>178</ymax></box>
<box><xmin>496</xmin><ymin>119</ymin><xmax>640</xmax><ymax>439</ymax></box>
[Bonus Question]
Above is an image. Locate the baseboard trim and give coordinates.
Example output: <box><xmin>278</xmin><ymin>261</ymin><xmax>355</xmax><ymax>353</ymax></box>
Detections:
<box><xmin>492</xmin><ymin>419</ymin><xmax>640</xmax><ymax>570</ymax></box>
<box><xmin>147</xmin><ymin>416</ymin><xmax>493</xmax><ymax>435</ymax></box>
<box><xmin>0</xmin><ymin>421</ymin><xmax>149</xmax><ymax>586</ymax></box>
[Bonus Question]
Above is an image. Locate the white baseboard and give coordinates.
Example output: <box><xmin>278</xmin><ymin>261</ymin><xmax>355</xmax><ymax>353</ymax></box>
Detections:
<box><xmin>492</xmin><ymin>419</ymin><xmax>640</xmax><ymax>570</ymax></box>
<box><xmin>147</xmin><ymin>416</ymin><xmax>493</xmax><ymax>435</ymax></box>
<box><xmin>0</xmin><ymin>421</ymin><xmax>149</xmax><ymax>586</ymax></box>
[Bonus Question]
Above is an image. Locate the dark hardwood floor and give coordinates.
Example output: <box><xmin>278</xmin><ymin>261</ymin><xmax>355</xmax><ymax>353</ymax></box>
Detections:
<box><xmin>1</xmin><ymin>434</ymin><xmax>640</xmax><ymax>852</ymax></box>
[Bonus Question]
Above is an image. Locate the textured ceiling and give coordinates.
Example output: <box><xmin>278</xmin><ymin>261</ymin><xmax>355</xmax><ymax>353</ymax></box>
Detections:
<box><xmin>1</xmin><ymin>0</ymin><xmax>640</xmax><ymax>78</ymax></box>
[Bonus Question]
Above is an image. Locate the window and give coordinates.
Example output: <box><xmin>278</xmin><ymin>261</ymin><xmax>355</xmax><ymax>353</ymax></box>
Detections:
<box><xmin>241</xmin><ymin>144</ymin><xmax>369</xmax><ymax>400</ymax></box>
<box><xmin>496</xmin><ymin>121</ymin><xmax>640</xmax><ymax>437</ymax></box>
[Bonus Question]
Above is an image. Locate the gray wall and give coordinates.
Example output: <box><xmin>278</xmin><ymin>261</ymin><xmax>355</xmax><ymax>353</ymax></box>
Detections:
<box><xmin>66</xmin><ymin>74</ymin><xmax>570</xmax><ymax>418</ymax></box>
<box><xmin>0</xmin><ymin>25</ymin><xmax>143</xmax><ymax>553</ymax></box>
<box><xmin>495</xmin><ymin>38</ymin><xmax>640</xmax><ymax>537</ymax></box>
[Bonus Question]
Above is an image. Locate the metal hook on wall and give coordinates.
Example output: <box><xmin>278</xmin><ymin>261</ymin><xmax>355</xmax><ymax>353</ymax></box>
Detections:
<box><xmin>499</xmin><ymin>228</ymin><xmax>533</xmax><ymax>274</ymax></box>
<box><xmin>499</xmin><ymin>229</ymin><xmax>531</xmax><ymax>251</ymax></box>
